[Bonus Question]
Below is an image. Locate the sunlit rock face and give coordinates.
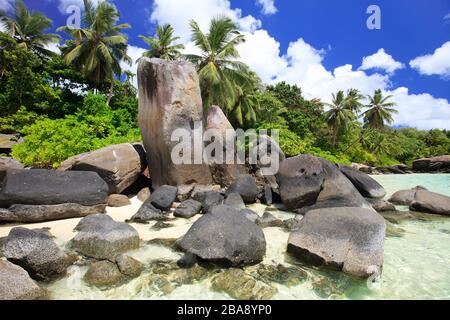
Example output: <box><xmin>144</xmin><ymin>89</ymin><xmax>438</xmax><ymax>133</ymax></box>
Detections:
<box><xmin>137</xmin><ymin>58</ymin><xmax>212</xmax><ymax>187</ymax></box>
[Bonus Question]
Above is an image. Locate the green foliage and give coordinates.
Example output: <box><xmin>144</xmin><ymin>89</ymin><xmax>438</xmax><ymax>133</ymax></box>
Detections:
<box><xmin>12</xmin><ymin>94</ymin><xmax>140</xmax><ymax>168</ymax></box>
<box><xmin>139</xmin><ymin>24</ymin><xmax>185</xmax><ymax>60</ymax></box>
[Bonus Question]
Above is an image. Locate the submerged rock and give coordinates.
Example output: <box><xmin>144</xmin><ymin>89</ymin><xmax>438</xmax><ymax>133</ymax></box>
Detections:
<box><xmin>0</xmin><ymin>260</ymin><xmax>47</xmax><ymax>300</ymax></box>
<box><xmin>107</xmin><ymin>194</ymin><xmax>131</xmax><ymax>207</ymax></box>
<box><xmin>152</xmin><ymin>221</ymin><xmax>174</xmax><ymax>230</ymax></box>
<box><xmin>71</xmin><ymin>214</ymin><xmax>140</xmax><ymax>260</ymax></box>
<box><xmin>146</xmin><ymin>238</ymin><xmax>178</xmax><ymax>250</ymax></box>
<box><xmin>287</xmin><ymin>207</ymin><xmax>385</xmax><ymax>278</ymax></box>
<box><xmin>59</xmin><ymin>143</ymin><xmax>146</xmax><ymax>194</ymax></box>
<box><xmin>137</xmin><ymin>57</ymin><xmax>212</xmax><ymax>187</ymax></box>
<box><xmin>247</xmin><ymin>264</ymin><xmax>308</xmax><ymax>287</ymax></box>
<box><xmin>0</xmin><ymin>169</ymin><xmax>109</xmax><ymax>208</ymax></box>
<box><xmin>177</xmin><ymin>205</ymin><xmax>266</xmax><ymax>267</ymax></box>
<box><xmin>174</xmin><ymin>199</ymin><xmax>202</xmax><ymax>218</ymax></box>
<box><xmin>211</xmin><ymin>268</ymin><xmax>278</xmax><ymax>300</ymax></box>
<box><xmin>177</xmin><ymin>253</ymin><xmax>198</xmax><ymax>269</ymax></box>
<box><xmin>410</xmin><ymin>189</ymin><xmax>450</xmax><ymax>216</ymax></box>
<box><xmin>339</xmin><ymin>165</ymin><xmax>386</xmax><ymax>199</ymax></box>
<box><xmin>0</xmin><ymin>203</ymin><xmax>106</xmax><ymax>223</ymax></box>
<box><xmin>3</xmin><ymin>227</ymin><xmax>73</xmax><ymax>281</ymax></box>
<box><xmin>225</xmin><ymin>175</ymin><xmax>259</xmax><ymax>204</ymax></box>
<box><xmin>84</xmin><ymin>260</ymin><xmax>125</xmax><ymax>287</ymax></box>
<box><xmin>115</xmin><ymin>254</ymin><xmax>143</xmax><ymax>278</ymax></box>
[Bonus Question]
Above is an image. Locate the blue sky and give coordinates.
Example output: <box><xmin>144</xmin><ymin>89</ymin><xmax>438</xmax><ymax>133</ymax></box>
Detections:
<box><xmin>2</xmin><ymin>0</ymin><xmax>450</xmax><ymax>129</ymax></box>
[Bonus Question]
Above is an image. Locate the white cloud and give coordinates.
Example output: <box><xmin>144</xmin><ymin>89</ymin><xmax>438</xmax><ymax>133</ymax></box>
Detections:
<box><xmin>444</xmin><ymin>13</ymin><xmax>450</xmax><ymax>22</ymax></box>
<box><xmin>410</xmin><ymin>41</ymin><xmax>450</xmax><ymax>78</ymax></box>
<box><xmin>120</xmin><ymin>45</ymin><xmax>146</xmax><ymax>88</ymax></box>
<box><xmin>359</xmin><ymin>48</ymin><xmax>405</xmax><ymax>74</ymax></box>
<box><xmin>256</xmin><ymin>0</ymin><xmax>277</xmax><ymax>16</ymax></box>
<box><xmin>0</xmin><ymin>0</ymin><xmax>13</xmax><ymax>12</ymax></box>
<box><xmin>57</xmin><ymin>0</ymin><xmax>105</xmax><ymax>14</ymax></box>
<box><xmin>150</xmin><ymin>0</ymin><xmax>261</xmax><ymax>42</ymax></box>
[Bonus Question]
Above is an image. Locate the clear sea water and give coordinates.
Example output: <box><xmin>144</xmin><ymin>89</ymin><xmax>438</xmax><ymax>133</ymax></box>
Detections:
<box><xmin>43</xmin><ymin>174</ymin><xmax>450</xmax><ymax>300</ymax></box>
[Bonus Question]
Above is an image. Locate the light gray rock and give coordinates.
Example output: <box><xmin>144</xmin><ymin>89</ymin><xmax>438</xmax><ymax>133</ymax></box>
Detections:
<box><xmin>224</xmin><ymin>193</ymin><xmax>246</xmax><ymax>210</ymax></box>
<box><xmin>388</xmin><ymin>186</ymin><xmax>427</xmax><ymax>206</ymax></box>
<box><xmin>256</xmin><ymin>211</ymin><xmax>283</xmax><ymax>228</ymax></box>
<box><xmin>410</xmin><ymin>189</ymin><xmax>450</xmax><ymax>216</ymax></box>
<box><xmin>71</xmin><ymin>214</ymin><xmax>140</xmax><ymax>260</ymax></box>
<box><xmin>59</xmin><ymin>143</ymin><xmax>146</xmax><ymax>194</ymax></box>
<box><xmin>287</xmin><ymin>207</ymin><xmax>385</xmax><ymax>278</ymax></box>
<box><xmin>3</xmin><ymin>227</ymin><xmax>73</xmax><ymax>281</ymax></box>
<box><xmin>366</xmin><ymin>198</ymin><xmax>396</xmax><ymax>212</ymax></box>
<box><xmin>137</xmin><ymin>57</ymin><xmax>212</xmax><ymax>187</ymax></box>
<box><xmin>240</xmin><ymin>209</ymin><xmax>259</xmax><ymax>223</ymax></box>
<box><xmin>0</xmin><ymin>203</ymin><xmax>106</xmax><ymax>223</ymax></box>
<box><xmin>0</xmin><ymin>260</ymin><xmax>47</xmax><ymax>300</ymax></box>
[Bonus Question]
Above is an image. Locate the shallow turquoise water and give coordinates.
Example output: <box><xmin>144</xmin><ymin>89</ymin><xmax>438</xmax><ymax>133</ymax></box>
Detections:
<box><xmin>45</xmin><ymin>174</ymin><xmax>450</xmax><ymax>300</ymax></box>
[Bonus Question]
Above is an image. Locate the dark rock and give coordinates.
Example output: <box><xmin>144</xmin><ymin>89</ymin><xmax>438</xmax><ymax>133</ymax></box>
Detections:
<box><xmin>137</xmin><ymin>57</ymin><xmax>212</xmax><ymax>187</ymax></box>
<box><xmin>59</xmin><ymin>143</ymin><xmax>146</xmax><ymax>194</ymax></box>
<box><xmin>71</xmin><ymin>214</ymin><xmax>140</xmax><ymax>260</ymax></box>
<box><xmin>410</xmin><ymin>189</ymin><xmax>450</xmax><ymax>216</ymax></box>
<box><xmin>137</xmin><ymin>187</ymin><xmax>151</xmax><ymax>202</ymax></box>
<box><xmin>225</xmin><ymin>175</ymin><xmax>259</xmax><ymax>204</ymax></box>
<box><xmin>240</xmin><ymin>209</ymin><xmax>260</xmax><ymax>223</ymax></box>
<box><xmin>129</xmin><ymin>201</ymin><xmax>168</xmax><ymax>223</ymax></box>
<box><xmin>366</xmin><ymin>198</ymin><xmax>397</xmax><ymax>212</ymax></box>
<box><xmin>107</xmin><ymin>194</ymin><xmax>131</xmax><ymax>207</ymax></box>
<box><xmin>177</xmin><ymin>205</ymin><xmax>266</xmax><ymax>267</ymax></box>
<box><xmin>115</xmin><ymin>254</ymin><xmax>143</xmax><ymax>278</ymax></box>
<box><xmin>83</xmin><ymin>260</ymin><xmax>124</xmax><ymax>287</ymax></box>
<box><xmin>339</xmin><ymin>165</ymin><xmax>386</xmax><ymax>199</ymax></box>
<box><xmin>260</xmin><ymin>185</ymin><xmax>273</xmax><ymax>205</ymax></box>
<box><xmin>0</xmin><ymin>203</ymin><xmax>106</xmax><ymax>223</ymax></box>
<box><xmin>0</xmin><ymin>260</ymin><xmax>47</xmax><ymax>300</ymax></box>
<box><xmin>388</xmin><ymin>186</ymin><xmax>426</xmax><ymax>206</ymax></box>
<box><xmin>287</xmin><ymin>207</ymin><xmax>385</xmax><ymax>278</ymax></box>
<box><xmin>198</xmin><ymin>191</ymin><xmax>224</xmax><ymax>214</ymax></box>
<box><xmin>3</xmin><ymin>227</ymin><xmax>73</xmax><ymax>281</ymax></box>
<box><xmin>256</xmin><ymin>211</ymin><xmax>284</xmax><ymax>228</ymax></box>
<box><xmin>176</xmin><ymin>184</ymin><xmax>195</xmax><ymax>202</ymax></box>
<box><xmin>211</xmin><ymin>268</ymin><xmax>277</xmax><ymax>300</ymax></box>
<box><xmin>247</xmin><ymin>263</ymin><xmax>307</xmax><ymax>287</ymax></box>
<box><xmin>174</xmin><ymin>199</ymin><xmax>202</xmax><ymax>218</ymax></box>
<box><xmin>413</xmin><ymin>155</ymin><xmax>450</xmax><ymax>172</ymax></box>
<box><xmin>223</xmin><ymin>193</ymin><xmax>246</xmax><ymax>210</ymax></box>
<box><xmin>177</xmin><ymin>253</ymin><xmax>198</xmax><ymax>269</ymax></box>
<box><xmin>0</xmin><ymin>169</ymin><xmax>108</xmax><ymax>208</ymax></box>
<box><xmin>277</xmin><ymin>155</ymin><xmax>368</xmax><ymax>212</ymax></box>
<box><xmin>146</xmin><ymin>238</ymin><xmax>178</xmax><ymax>249</ymax></box>
<box><xmin>148</xmin><ymin>185</ymin><xmax>178</xmax><ymax>211</ymax></box>
<box><xmin>0</xmin><ymin>157</ymin><xmax>23</xmax><ymax>184</ymax></box>
<box><xmin>152</xmin><ymin>221</ymin><xmax>174</xmax><ymax>230</ymax></box>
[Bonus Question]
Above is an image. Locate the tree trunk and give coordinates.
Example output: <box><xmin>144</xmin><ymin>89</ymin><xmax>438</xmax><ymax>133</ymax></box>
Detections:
<box><xmin>106</xmin><ymin>81</ymin><xmax>114</xmax><ymax>106</ymax></box>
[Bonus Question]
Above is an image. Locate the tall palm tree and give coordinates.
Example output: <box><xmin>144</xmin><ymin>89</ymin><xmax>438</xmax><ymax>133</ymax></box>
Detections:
<box><xmin>139</xmin><ymin>24</ymin><xmax>184</xmax><ymax>60</ymax></box>
<box><xmin>58</xmin><ymin>0</ymin><xmax>131</xmax><ymax>104</ymax></box>
<box><xmin>0</xmin><ymin>0</ymin><xmax>60</xmax><ymax>57</ymax></box>
<box><xmin>186</xmin><ymin>16</ymin><xmax>255</xmax><ymax>115</ymax></box>
<box><xmin>363</xmin><ymin>89</ymin><xmax>398</xmax><ymax>130</ymax></box>
<box><xmin>230</xmin><ymin>70</ymin><xmax>262</xmax><ymax>128</ymax></box>
<box><xmin>345</xmin><ymin>88</ymin><xmax>364</xmax><ymax>114</ymax></box>
<box><xmin>324</xmin><ymin>91</ymin><xmax>355</xmax><ymax>148</ymax></box>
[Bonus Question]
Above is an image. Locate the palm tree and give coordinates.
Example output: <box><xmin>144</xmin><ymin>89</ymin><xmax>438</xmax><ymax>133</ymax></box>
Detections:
<box><xmin>324</xmin><ymin>91</ymin><xmax>355</xmax><ymax>148</ymax></box>
<box><xmin>58</xmin><ymin>0</ymin><xmax>131</xmax><ymax>104</ymax></box>
<box><xmin>139</xmin><ymin>24</ymin><xmax>184</xmax><ymax>60</ymax></box>
<box><xmin>186</xmin><ymin>16</ymin><xmax>255</xmax><ymax>115</ymax></box>
<box><xmin>363</xmin><ymin>89</ymin><xmax>398</xmax><ymax>130</ymax></box>
<box><xmin>345</xmin><ymin>88</ymin><xmax>364</xmax><ymax>114</ymax></box>
<box><xmin>0</xmin><ymin>0</ymin><xmax>60</xmax><ymax>57</ymax></box>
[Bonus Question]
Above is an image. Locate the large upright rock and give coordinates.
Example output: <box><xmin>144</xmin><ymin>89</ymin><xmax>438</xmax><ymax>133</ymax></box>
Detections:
<box><xmin>339</xmin><ymin>165</ymin><xmax>386</xmax><ymax>199</ymax></box>
<box><xmin>177</xmin><ymin>205</ymin><xmax>266</xmax><ymax>267</ymax></box>
<box><xmin>0</xmin><ymin>169</ymin><xmax>109</xmax><ymax>208</ymax></box>
<box><xmin>0</xmin><ymin>260</ymin><xmax>47</xmax><ymax>300</ymax></box>
<box><xmin>137</xmin><ymin>57</ymin><xmax>212</xmax><ymax>187</ymax></box>
<box><xmin>287</xmin><ymin>207</ymin><xmax>386</xmax><ymax>278</ymax></box>
<box><xmin>59</xmin><ymin>143</ymin><xmax>146</xmax><ymax>194</ymax></box>
<box><xmin>206</xmin><ymin>106</ymin><xmax>247</xmax><ymax>186</ymax></box>
<box><xmin>276</xmin><ymin>155</ymin><xmax>368</xmax><ymax>212</ymax></box>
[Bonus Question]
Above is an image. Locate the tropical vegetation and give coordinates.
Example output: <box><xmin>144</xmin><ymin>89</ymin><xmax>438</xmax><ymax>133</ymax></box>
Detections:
<box><xmin>0</xmin><ymin>0</ymin><xmax>448</xmax><ymax>168</ymax></box>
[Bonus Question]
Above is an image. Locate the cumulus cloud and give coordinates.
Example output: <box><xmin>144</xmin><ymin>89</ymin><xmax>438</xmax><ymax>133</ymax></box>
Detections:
<box><xmin>150</xmin><ymin>0</ymin><xmax>261</xmax><ymax>42</ymax></box>
<box><xmin>359</xmin><ymin>48</ymin><xmax>405</xmax><ymax>74</ymax></box>
<box><xmin>410</xmin><ymin>41</ymin><xmax>450</xmax><ymax>78</ymax></box>
<box><xmin>256</xmin><ymin>0</ymin><xmax>277</xmax><ymax>16</ymax></box>
<box><xmin>444</xmin><ymin>13</ymin><xmax>450</xmax><ymax>23</ymax></box>
<box><xmin>120</xmin><ymin>45</ymin><xmax>147</xmax><ymax>88</ymax></box>
<box><xmin>145</xmin><ymin>0</ymin><xmax>449</xmax><ymax>129</ymax></box>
